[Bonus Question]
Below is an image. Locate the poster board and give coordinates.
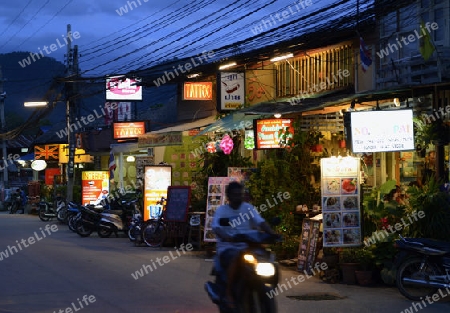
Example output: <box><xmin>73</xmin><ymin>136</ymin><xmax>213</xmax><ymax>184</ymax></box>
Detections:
<box><xmin>321</xmin><ymin>157</ymin><xmax>361</xmax><ymax>247</ymax></box>
<box><xmin>203</xmin><ymin>177</ymin><xmax>237</xmax><ymax>242</ymax></box>
<box><xmin>81</xmin><ymin>171</ymin><xmax>110</xmax><ymax>205</ymax></box>
<box><xmin>165</xmin><ymin>186</ymin><xmax>191</xmax><ymax>222</ymax></box>
<box><xmin>143</xmin><ymin>165</ymin><xmax>172</xmax><ymax>221</ymax></box>
<box><xmin>297</xmin><ymin>218</ymin><xmax>321</xmax><ymax>273</ymax></box>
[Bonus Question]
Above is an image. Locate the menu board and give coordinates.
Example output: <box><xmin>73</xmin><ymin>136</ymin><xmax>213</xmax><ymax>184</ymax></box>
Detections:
<box><xmin>165</xmin><ymin>186</ymin><xmax>191</xmax><ymax>222</ymax></box>
<box><xmin>297</xmin><ymin>218</ymin><xmax>321</xmax><ymax>273</ymax></box>
<box><xmin>81</xmin><ymin>171</ymin><xmax>109</xmax><ymax>205</ymax></box>
<box><xmin>143</xmin><ymin>165</ymin><xmax>172</xmax><ymax>221</ymax></box>
<box><xmin>321</xmin><ymin>157</ymin><xmax>361</xmax><ymax>247</ymax></box>
<box><xmin>203</xmin><ymin>177</ymin><xmax>237</xmax><ymax>242</ymax></box>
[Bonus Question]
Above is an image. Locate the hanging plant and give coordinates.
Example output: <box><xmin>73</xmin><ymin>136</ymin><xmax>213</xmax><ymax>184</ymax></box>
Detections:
<box><xmin>220</xmin><ymin>134</ymin><xmax>234</xmax><ymax>154</ymax></box>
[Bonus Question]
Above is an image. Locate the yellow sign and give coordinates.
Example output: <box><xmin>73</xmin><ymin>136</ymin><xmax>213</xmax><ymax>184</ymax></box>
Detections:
<box><xmin>59</xmin><ymin>144</ymin><xmax>94</xmax><ymax>163</ymax></box>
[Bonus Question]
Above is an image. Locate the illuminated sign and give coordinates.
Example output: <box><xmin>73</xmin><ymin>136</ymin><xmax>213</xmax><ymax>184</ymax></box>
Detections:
<box><xmin>143</xmin><ymin>166</ymin><xmax>172</xmax><ymax>221</ymax></box>
<box><xmin>81</xmin><ymin>171</ymin><xmax>109</xmax><ymax>205</ymax></box>
<box><xmin>183</xmin><ymin>82</ymin><xmax>213</xmax><ymax>100</ymax></box>
<box><xmin>113</xmin><ymin>121</ymin><xmax>146</xmax><ymax>139</ymax></box>
<box><xmin>350</xmin><ymin>109</ymin><xmax>414</xmax><ymax>152</ymax></box>
<box><xmin>219</xmin><ymin>72</ymin><xmax>245</xmax><ymax>110</ymax></box>
<box><xmin>254</xmin><ymin>119</ymin><xmax>294</xmax><ymax>149</ymax></box>
<box><xmin>106</xmin><ymin>75</ymin><xmax>142</xmax><ymax>101</ymax></box>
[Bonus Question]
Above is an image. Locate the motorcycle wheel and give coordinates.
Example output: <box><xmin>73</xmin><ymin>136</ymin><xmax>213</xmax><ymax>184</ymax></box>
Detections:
<box><xmin>75</xmin><ymin>220</ymin><xmax>93</xmax><ymax>237</ymax></box>
<box><xmin>57</xmin><ymin>208</ymin><xmax>67</xmax><ymax>223</ymax></box>
<box><xmin>68</xmin><ymin>215</ymin><xmax>78</xmax><ymax>232</ymax></box>
<box><xmin>39</xmin><ymin>208</ymin><xmax>50</xmax><ymax>221</ymax></box>
<box><xmin>128</xmin><ymin>226</ymin><xmax>136</xmax><ymax>242</ymax></box>
<box><xmin>235</xmin><ymin>285</ymin><xmax>276</xmax><ymax>313</ymax></box>
<box><xmin>396</xmin><ymin>257</ymin><xmax>441</xmax><ymax>301</ymax></box>
<box><xmin>142</xmin><ymin>220</ymin><xmax>165</xmax><ymax>247</ymax></box>
<box><xmin>98</xmin><ymin>225</ymin><xmax>113</xmax><ymax>238</ymax></box>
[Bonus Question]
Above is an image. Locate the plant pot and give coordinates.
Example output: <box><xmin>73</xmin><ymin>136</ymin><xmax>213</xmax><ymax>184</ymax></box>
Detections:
<box><xmin>340</xmin><ymin>263</ymin><xmax>360</xmax><ymax>285</ymax></box>
<box><xmin>355</xmin><ymin>270</ymin><xmax>373</xmax><ymax>286</ymax></box>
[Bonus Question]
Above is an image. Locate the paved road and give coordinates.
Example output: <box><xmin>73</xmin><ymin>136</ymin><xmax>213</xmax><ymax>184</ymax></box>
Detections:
<box><xmin>0</xmin><ymin>213</ymin><xmax>449</xmax><ymax>313</ymax></box>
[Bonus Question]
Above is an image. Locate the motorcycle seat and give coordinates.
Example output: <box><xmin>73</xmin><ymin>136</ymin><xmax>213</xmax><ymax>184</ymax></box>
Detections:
<box><xmin>103</xmin><ymin>210</ymin><xmax>123</xmax><ymax>216</ymax></box>
<box><xmin>405</xmin><ymin>238</ymin><xmax>450</xmax><ymax>253</ymax></box>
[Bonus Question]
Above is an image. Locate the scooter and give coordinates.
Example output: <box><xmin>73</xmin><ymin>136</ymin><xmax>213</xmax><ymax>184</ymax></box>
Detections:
<box><xmin>205</xmin><ymin>218</ymin><xmax>281</xmax><ymax>313</ymax></box>
<box><xmin>394</xmin><ymin>234</ymin><xmax>450</xmax><ymax>301</ymax></box>
<box><xmin>97</xmin><ymin>198</ymin><xmax>140</xmax><ymax>238</ymax></box>
<box><xmin>38</xmin><ymin>196</ymin><xmax>66</xmax><ymax>222</ymax></box>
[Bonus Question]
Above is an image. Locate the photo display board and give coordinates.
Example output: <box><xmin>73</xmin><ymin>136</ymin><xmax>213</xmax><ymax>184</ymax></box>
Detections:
<box><xmin>203</xmin><ymin>177</ymin><xmax>237</xmax><ymax>242</ymax></box>
<box><xmin>165</xmin><ymin>186</ymin><xmax>191</xmax><ymax>222</ymax></box>
<box><xmin>321</xmin><ymin>157</ymin><xmax>361</xmax><ymax>247</ymax></box>
<box><xmin>297</xmin><ymin>218</ymin><xmax>321</xmax><ymax>273</ymax></box>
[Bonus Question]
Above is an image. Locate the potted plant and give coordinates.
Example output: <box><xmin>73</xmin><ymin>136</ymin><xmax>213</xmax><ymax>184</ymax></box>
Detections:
<box><xmin>338</xmin><ymin>247</ymin><xmax>361</xmax><ymax>284</ymax></box>
<box><xmin>354</xmin><ymin>247</ymin><xmax>375</xmax><ymax>286</ymax></box>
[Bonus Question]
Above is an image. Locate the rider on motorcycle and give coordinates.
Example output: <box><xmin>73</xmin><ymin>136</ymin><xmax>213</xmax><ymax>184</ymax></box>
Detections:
<box><xmin>212</xmin><ymin>181</ymin><xmax>276</xmax><ymax>308</ymax></box>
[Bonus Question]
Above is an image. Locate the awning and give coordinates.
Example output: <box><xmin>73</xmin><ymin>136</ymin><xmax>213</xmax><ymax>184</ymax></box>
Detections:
<box><xmin>18</xmin><ymin>153</ymin><xmax>35</xmax><ymax>161</ymax></box>
<box><xmin>151</xmin><ymin>116</ymin><xmax>217</xmax><ymax>134</ymax></box>
<box><xmin>195</xmin><ymin>112</ymin><xmax>262</xmax><ymax>136</ymax></box>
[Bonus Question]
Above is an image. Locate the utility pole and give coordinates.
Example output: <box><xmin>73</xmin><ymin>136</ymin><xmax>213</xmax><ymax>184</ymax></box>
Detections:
<box><xmin>0</xmin><ymin>66</ymin><xmax>7</xmax><ymax>189</ymax></box>
<box><xmin>65</xmin><ymin>24</ymin><xmax>77</xmax><ymax>201</ymax></box>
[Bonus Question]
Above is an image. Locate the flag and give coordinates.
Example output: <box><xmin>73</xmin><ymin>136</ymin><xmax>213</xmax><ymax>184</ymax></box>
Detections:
<box><xmin>109</xmin><ymin>151</ymin><xmax>116</xmax><ymax>180</ymax></box>
<box><xmin>359</xmin><ymin>37</ymin><xmax>372</xmax><ymax>72</ymax></box>
<box><xmin>419</xmin><ymin>21</ymin><xmax>435</xmax><ymax>61</ymax></box>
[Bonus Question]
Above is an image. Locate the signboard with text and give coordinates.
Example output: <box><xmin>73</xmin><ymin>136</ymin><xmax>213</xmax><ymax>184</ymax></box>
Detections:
<box><xmin>183</xmin><ymin>82</ymin><xmax>213</xmax><ymax>100</ymax></box>
<box><xmin>106</xmin><ymin>75</ymin><xmax>142</xmax><ymax>101</ymax></box>
<box><xmin>113</xmin><ymin>121</ymin><xmax>146</xmax><ymax>139</ymax></box>
<box><xmin>254</xmin><ymin>119</ymin><xmax>294</xmax><ymax>149</ymax></box>
<box><xmin>219</xmin><ymin>72</ymin><xmax>245</xmax><ymax>111</ymax></box>
<box><xmin>81</xmin><ymin>171</ymin><xmax>110</xmax><ymax>205</ymax></box>
<box><xmin>350</xmin><ymin>109</ymin><xmax>414</xmax><ymax>153</ymax></box>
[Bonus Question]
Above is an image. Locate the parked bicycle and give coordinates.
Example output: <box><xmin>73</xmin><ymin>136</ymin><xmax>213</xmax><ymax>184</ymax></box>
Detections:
<box><xmin>141</xmin><ymin>197</ymin><xmax>166</xmax><ymax>247</ymax></box>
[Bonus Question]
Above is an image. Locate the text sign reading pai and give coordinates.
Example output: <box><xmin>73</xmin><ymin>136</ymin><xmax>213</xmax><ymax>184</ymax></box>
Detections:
<box><xmin>351</xmin><ymin>110</ymin><xmax>414</xmax><ymax>153</ymax></box>
<box><xmin>183</xmin><ymin>82</ymin><xmax>213</xmax><ymax>100</ymax></box>
<box><xmin>113</xmin><ymin>122</ymin><xmax>146</xmax><ymax>139</ymax></box>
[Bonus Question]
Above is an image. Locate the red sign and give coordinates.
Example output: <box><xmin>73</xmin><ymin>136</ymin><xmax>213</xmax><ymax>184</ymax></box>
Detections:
<box><xmin>183</xmin><ymin>82</ymin><xmax>213</xmax><ymax>100</ymax></box>
<box><xmin>113</xmin><ymin>122</ymin><xmax>146</xmax><ymax>139</ymax></box>
<box><xmin>45</xmin><ymin>168</ymin><xmax>61</xmax><ymax>185</ymax></box>
<box><xmin>255</xmin><ymin>119</ymin><xmax>294</xmax><ymax>149</ymax></box>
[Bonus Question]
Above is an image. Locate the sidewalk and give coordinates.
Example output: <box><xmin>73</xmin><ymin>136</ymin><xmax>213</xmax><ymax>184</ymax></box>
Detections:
<box><xmin>276</xmin><ymin>263</ymin><xmax>450</xmax><ymax>312</ymax></box>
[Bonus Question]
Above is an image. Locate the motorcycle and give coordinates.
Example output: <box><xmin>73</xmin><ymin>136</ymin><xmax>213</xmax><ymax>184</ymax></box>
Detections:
<box><xmin>394</xmin><ymin>234</ymin><xmax>450</xmax><ymax>301</ymax></box>
<box><xmin>128</xmin><ymin>209</ymin><xmax>145</xmax><ymax>245</ymax></box>
<box><xmin>75</xmin><ymin>204</ymin><xmax>108</xmax><ymax>237</ymax></box>
<box><xmin>38</xmin><ymin>196</ymin><xmax>66</xmax><ymax>222</ymax></box>
<box><xmin>205</xmin><ymin>218</ymin><xmax>281</xmax><ymax>313</ymax></box>
<box><xmin>97</xmin><ymin>197</ymin><xmax>140</xmax><ymax>238</ymax></box>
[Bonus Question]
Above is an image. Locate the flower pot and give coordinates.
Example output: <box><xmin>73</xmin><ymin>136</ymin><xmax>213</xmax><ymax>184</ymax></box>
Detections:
<box><xmin>355</xmin><ymin>270</ymin><xmax>373</xmax><ymax>286</ymax></box>
<box><xmin>340</xmin><ymin>263</ymin><xmax>360</xmax><ymax>284</ymax></box>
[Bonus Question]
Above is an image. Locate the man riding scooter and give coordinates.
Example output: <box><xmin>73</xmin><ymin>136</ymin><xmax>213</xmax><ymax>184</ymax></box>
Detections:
<box><xmin>211</xmin><ymin>181</ymin><xmax>276</xmax><ymax>309</ymax></box>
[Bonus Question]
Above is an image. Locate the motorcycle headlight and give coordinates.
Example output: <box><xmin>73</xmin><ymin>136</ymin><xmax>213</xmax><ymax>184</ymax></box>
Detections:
<box><xmin>243</xmin><ymin>254</ymin><xmax>256</xmax><ymax>264</ymax></box>
<box><xmin>255</xmin><ymin>263</ymin><xmax>275</xmax><ymax>277</ymax></box>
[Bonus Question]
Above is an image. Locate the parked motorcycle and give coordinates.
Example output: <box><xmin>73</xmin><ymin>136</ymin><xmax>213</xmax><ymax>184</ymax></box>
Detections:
<box><xmin>66</xmin><ymin>202</ymin><xmax>81</xmax><ymax>232</ymax></box>
<box><xmin>97</xmin><ymin>197</ymin><xmax>140</xmax><ymax>238</ymax></box>
<box><xmin>128</xmin><ymin>209</ymin><xmax>145</xmax><ymax>245</ymax></box>
<box><xmin>205</xmin><ymin>218</ymin><xmax>281</xmax><ymax>313</ymax></box>
<box><xmin>38</xmin><ymin>196</ymin><xmax>66</xmax><ymax>222</ymax></box>
<box><xmin>75</xmin><ymin>204</ymin><xmax>107</xmax><ymax>237</ymax></box>
<box><xmin>394</xmin><ymin>234</ymin><xmax>450</xmax><ymax>301</ymax></box>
